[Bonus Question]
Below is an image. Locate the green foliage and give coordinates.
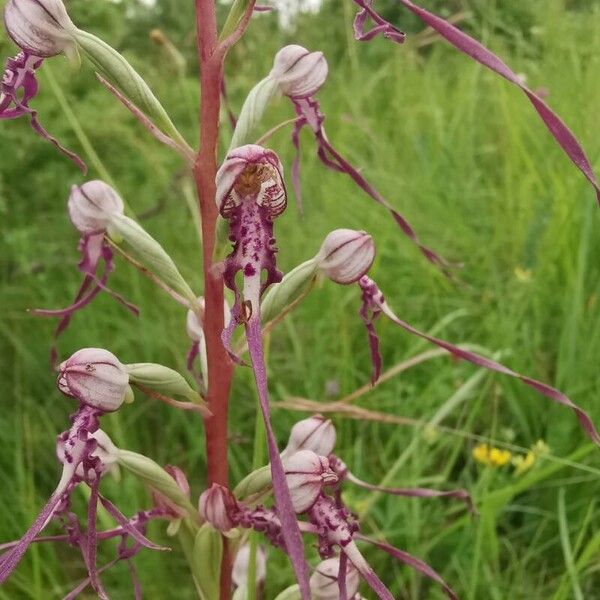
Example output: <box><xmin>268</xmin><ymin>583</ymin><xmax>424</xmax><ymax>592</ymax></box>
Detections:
<box><xmin>1</xmin><ymin>0</ymin><xmax>600</xmax><ymax>598</ymax></box>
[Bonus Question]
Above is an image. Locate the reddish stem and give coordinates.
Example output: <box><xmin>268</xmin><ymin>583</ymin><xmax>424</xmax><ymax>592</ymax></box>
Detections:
<box><xmin>194</xmin><ymin>0</ymin><xmax>234</xmax><ymax>597</ymax></box>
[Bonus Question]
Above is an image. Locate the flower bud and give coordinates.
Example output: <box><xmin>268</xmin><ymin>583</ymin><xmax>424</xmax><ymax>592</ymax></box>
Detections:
<box><xmin>57</xmin><ymin>348</ymin><xmax>129</xmax><ymax>412</ymax></box>
<box><xmin>56</xmin><ymin>428</ymin><xmax>119</xmax><ymax>479</ymax></box>
<box><xmin>283</xmin><ymin>450</ymin><xmax>338</xmax><ymax>514</ymax></box>
<box><xmin>260</xmin><ymin>258</ymin><xmax>319</xmax><ymax>324</ymax></box>
<box><xmin>108</xmin><ymin>212</ymin><xmax>198</xmax><ymax>307</ymax></box>
<box><xmin>316</xmin><ymin>229</ymin><xmax>375</xmax><ymax>284</ymax></box>
<box><xmin>232</xmin><ymin>544</ymin><xmax>267</xmax><ymax>588</ymax></box>
<box><xmin>150</xmin><ymin>465</ymin><xmax>190</xmax><ymax>518</ymax></box>
<box><xmin>310</xmin><ymin>557</ymin><xmax>360</xmax><ymax>600</ymax></box>
<box><xmin>67</xmin><ymin>180</ymin><xmax>124</xmax><ymax>235</ymax></box>
<box><xmin>216</xmin><ymin>144</ymin><xmax>286</xmax><ymax>220</ymax></box>
<box><xmin>4</xmin><ymin>0</ymin><xmax>76</xmax><ymax>58</ymax></box>
<box><xmin>117</xmin><ymin>450</ymin><xmax>195</xmax><ymax>517</ymax></box>
<box><xmin>270</xmin><ymin>45</ymin><xmax>328</xmax><ymax>98</ymax></box>
<box><xmin>199</xmin><ymin>484</ymin><xmax>237</xmax><ymax>532</ymax></box>
<box><xmin>282</xmin><ymin>415</ymin><xmax>337</xmax><ymax>458</ymax></box>
<box><xmin>125</xmin><ymin>363</ymin><xmax>202</xmax><ymax>404</ymax></box>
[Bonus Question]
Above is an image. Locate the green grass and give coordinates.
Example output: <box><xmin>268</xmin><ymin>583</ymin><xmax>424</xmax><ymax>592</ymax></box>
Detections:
<box><xmin>2</xmin><ymin>0</ymin><xmax>600</xmax><ymax>598</ymax></box>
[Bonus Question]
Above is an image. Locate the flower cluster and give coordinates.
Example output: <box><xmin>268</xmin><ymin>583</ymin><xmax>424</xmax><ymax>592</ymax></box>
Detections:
<box><xmin>198</xmin><ymin>415</ymin><xmax>465</xmax><ymax>599</ymax></box>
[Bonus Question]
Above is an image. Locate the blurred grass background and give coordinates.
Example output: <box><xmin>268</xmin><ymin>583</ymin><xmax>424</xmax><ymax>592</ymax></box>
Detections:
<box><xmin>1</xmin><ymin>0</ymin><xmax>600</xmax><ymax>597</ymax></box>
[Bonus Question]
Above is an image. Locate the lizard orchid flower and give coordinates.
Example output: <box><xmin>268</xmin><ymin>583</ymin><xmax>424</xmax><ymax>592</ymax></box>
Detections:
<box><xmin>32</xmin><ymin>181</ymin><xmax>138</xmax><ymax>363</ymax></box>
<box><xmin>216</xmin><ymin>144</ymin><xmax>312</xmax><ymax>598</ymax></box>
<box><xmin>357</xmin><ymin>274</ymin><xmax>600</xmax><ymax>446</ymax></box>
<box><xmin>57</xmin><ymin>347</ymin><xmax>131</xmax><ymax>413</ymax></box>
<box><xmin>1</xmin><ymin>0</ymin><xmax>85</xmax><ymax>169</ymax></box>
<box><xmin>0</xmin><ymin>348</ymin><xmax>166</xmax><ymax>597</ymax></box>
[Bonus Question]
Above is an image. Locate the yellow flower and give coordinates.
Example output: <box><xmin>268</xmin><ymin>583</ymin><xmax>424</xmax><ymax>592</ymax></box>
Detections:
<box><xmin>472</xmin><ymin>443</ymin><xmax>512</xmax><ymax>467</ymax></box>
<box><xmin>514</xmin><ymin>266</ymin><xmax>532</xmax><ymax>282</ymax></box>
<box><xmin>512</xmin><ymin>440</ymin><xmax>550</xmax><ymax>476</ymax></box>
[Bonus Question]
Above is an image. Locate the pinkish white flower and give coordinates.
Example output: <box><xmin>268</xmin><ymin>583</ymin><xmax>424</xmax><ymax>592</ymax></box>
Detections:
<box><xmin>283</xmin><ymin>450</ymin><xmax>338</xmax><ymax>513</ymax></box>
<box><xmin>4</xmin><ymin>0</ymin><xmax>76</xmax><ymax>58</ymax></box>
<box><xmin>310</xmin><ymin>556</ymin><xmax>360</xmax><ymax>600</ymax></box>
<box><xmin>199</xmin><ymin>484</ymin><xmax>236</xmax><ymax>532</ymax></box>
<box><xmin>57</xmin><ymin>348</ymin><xmax>130</xmax><ymax>412</ymax></box>
<box><xmin>316</xmin><ymin>229</ymin><xmax>375</xmax><ymax>284</ymax></box>
<box><xmin>232</xmin><ymin>544</ymin><xmax>267</xmax><ymax>588</ymax></box>
<box><xmin>67</xmin><ymin>180</ymin><xmax>124</xmax><ymax>235</ymax></box>
<box><xmin>282</xmin><ymin>415</ymin><xmax>336</xmax><ymax>458</ymax></box>
<box><xmin>269</xmin><ymin>44</ymin><xmax>328</xmax><ymax>99</ymax></box>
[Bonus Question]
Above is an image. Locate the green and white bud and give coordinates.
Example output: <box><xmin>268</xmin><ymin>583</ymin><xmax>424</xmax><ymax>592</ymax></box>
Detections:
<box><xmin>108</xmin><ymin>213</ymin><xmax>198</xmax><ymax>308</ymax></box>
<box><xmin>125</xmin><ymin>363</ymin><xmax>202</xmax><ymax>404</ymax></box>
<box><xmin>117</xmin><ymin>449</ymin><xmax>197</xmax><ymax>518</ymax></box>
<box><xmin>260</xmin><ymin>258</ymin><xmax>318</xmax><ymax>323</ymax></box>
<box><xmin>192</xmin><ymin>524</ymin><xmax>223</xmax><ymax>600</ymax></box>
<box><xmin>233</xmin><ymin>466</ymin><xmax>272</xmax><ymax>501</ymax></box>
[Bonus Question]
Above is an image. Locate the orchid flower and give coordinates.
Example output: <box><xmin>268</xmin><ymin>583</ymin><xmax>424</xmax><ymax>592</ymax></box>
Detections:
<box><xmin>351</xmin><ymin>0</ymin><xmax>600</xmax><ymax>203</ymax></box>
<box><xmin>215</xmin><ymin>143</ymin><xmax>312</xmax><ymax>598</ymax></box>
<box><xmin>32</xmin><ymin>181</ymin><xmax>138</xmax><ymax>364</ymax></box>
<box><xmin>0</xmin><ymin>348</ymin><xmax>167</xmax><ymax>598</ymax></box>
<box><xmin>268</xmin><ymin>45</ymin><xmax>453</xmax><ymax>273</ymax></box>
<box><xmin>200</xmin><ymin>437</ymin><xmax>460</xmax><ymax>599</ymax></box>
<box><xmin>356</xmin><ymin>274</ymin><xmax>600</xmax><ymax>446</ymax></box>
<box><xmin>1</xmin><ymin>0</ymin><xmax>85</xmax><ymax>169</ymax></box>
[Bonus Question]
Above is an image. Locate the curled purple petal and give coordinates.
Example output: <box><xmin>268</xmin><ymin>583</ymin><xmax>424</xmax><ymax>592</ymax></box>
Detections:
<box><xmin>86</xmin><ymin>481</ymin><xmax>109</xmax><ymax>600</ymax></box>
<box><xmin>359</xmin><ymin>275</ymin><xmax>600</xmax><ymax>446</ymax></box>
<box><xmin>353</xmin><ymin>0</ymin><xmax>406</xmax><ymax>43</ymax></box>
<box><xmin>98</xmin><ymin>495</ymin><xmax>169</xmax><ymax>552</ymax></box>
<box><xmin>345</xmin><ymin>471</ymin><xmax>475</xmax><ymax>514</ymax></box>
<box><xmin>1</xmin><ymin>51</ymin><xmax>86</xmax><ymax>172</ymax></box>
<box><xmin>356</xmin><ymin>533</ymin><xmax>458</xmax><ymax>600</ymax></box>
<box><xmin>291</xmin><ymin>96</ymin><xmax>453</xmax><ymax>273</ymax></box>
<box><xmin>391</xmin><ymin>0</ymin><xmax>600</xmax><ymax>203</ymax></box>
<box><xmin>31</xmin><ymin>234</ymin><xmax>138</xmax><ymax>362</ymax></box>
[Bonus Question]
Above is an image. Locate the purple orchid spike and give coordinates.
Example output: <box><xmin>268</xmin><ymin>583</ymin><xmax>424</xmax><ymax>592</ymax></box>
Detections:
<box><xmin>357</xmin><ymin>274</ymin><xmax>600</xmax><ymax>446</ymax></box>
<box><xmin>2</xmin><ymin>0</ymin><xmax>85</xmax><ymax>170</ymax></box>
<box><xmin>351</xmin><ymin>0</ymin><xmax>600</xmax><ymax>203</ymax></box>
<box><xmin>32</xmin><ymin>181</ymin><xmax>138</xmax><ymax>363</ymax></box>
<box><xmin>216</xmin><ymin>144</ymin><xmax>311</xmax><ymax>599</ymax></box>
<box><xmin>269</xmin><ymin>45</ymin><xmax>451</xmax><ymax>273</ymax></box>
